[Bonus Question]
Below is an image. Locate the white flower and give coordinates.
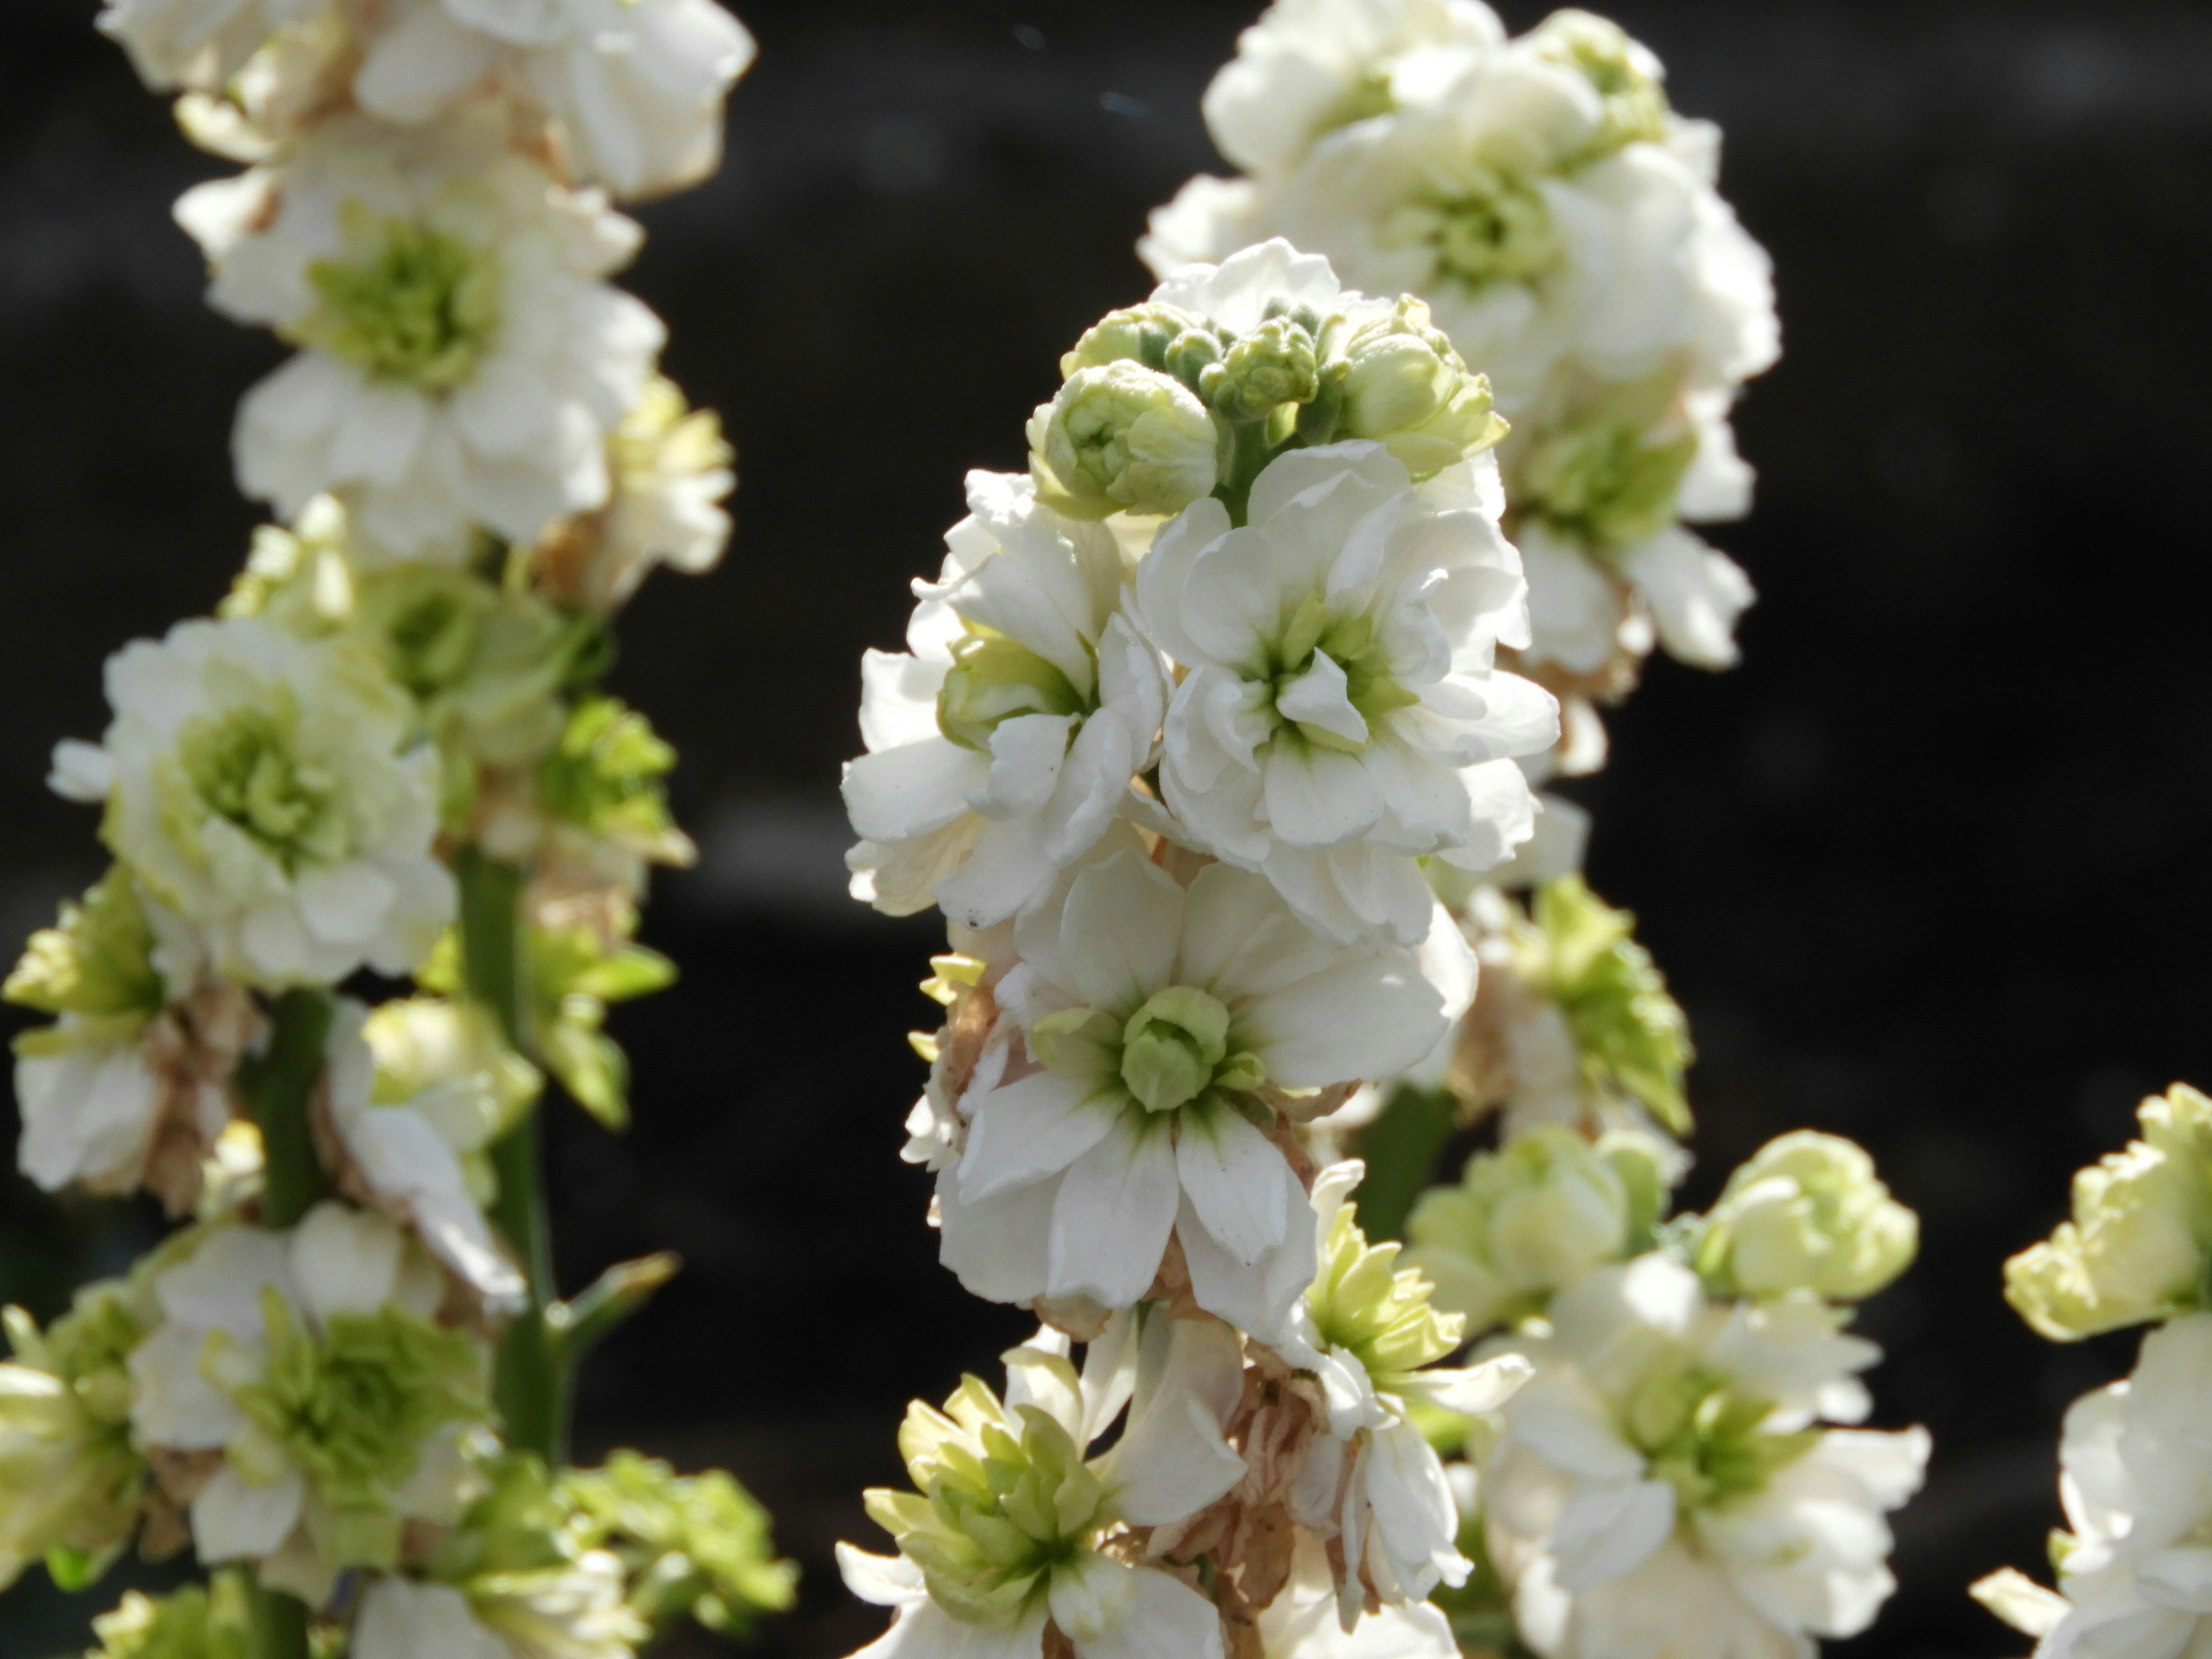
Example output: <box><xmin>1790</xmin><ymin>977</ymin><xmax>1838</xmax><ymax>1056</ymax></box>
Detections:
<box><xmin>355</xmin><ymin>0</ymin><xmax>756</xmax><ymax>200</ymax></box>
<box><xmin>842</xmin><ymin>472</ymin><xmax>1168</xmax><ymax>930</ymax></box>
<box><xmin>1984</xmin><ymin>1316</ymin><xmax>2212</xmax><ymax>1659</ymax></box>
<box><xmin>94</xmin><ymin>0</ymin><xmax>321</xmax><ymax>93</ymax></box>
<box><xmin>1199</xmin><ymin>0</ymin><xmax>1505</xmax><ymax>177</ymax></box>
<box><xmin>1137</xmin><ymin>440</ymin><xmax>1555</xmax><ymax>945</ymax></box>
<box><xmin>75</xmin><ymin>616</ymin><xmax>453</xmax><ymax>988</ymax></box>
<box><xmin>1277</xmin><ymin>1162</ymin><xmax>1532</xmax><ymax>1621</ymax></box>
<box><xmin>838</xmin><ymin>1321</ymin><xmax>1244</xmax><ymax>1659</ymax></box>
<box><xmin>937</xmin><ymin>847</ymin><xmax>1447</xmax><ymax>1325</ymax></box>
<box><xmin>127</xmin><ymin>1205</ymin><xmax>486</xmax><ymax>1601</ymax></box>
<box><xmin>1483</xmin><ymin>1256</ymin><xmax>1926</xmax><ymax>1659</ymax></box>
<box><xmin>355</xmin><ymin>1557</ymin><xmax>645</xmax><ymax>1659</ymax></box>
<box><xmin>176</xmin><ymin>110</ymin><xmax>663</xmax><ymax>558</ymax></box>
<box><xmin>325</xmin><ymin>999</ymin><xmax>528</xmax><ymax>1315</ymax></box>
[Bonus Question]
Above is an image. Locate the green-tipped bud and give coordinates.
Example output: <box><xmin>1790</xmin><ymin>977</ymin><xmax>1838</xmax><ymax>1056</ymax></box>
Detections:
<box><xmin>1316</xmin><ymin>298</ymin><xmax>1505</xmax><ymax>480</ymax></box>
<box><xmin>1059</xmin><ymin>302</ymin><xmax>1209</xmax><ymax>378</ymax></box>
<box><xmin>86</xmin><ymin>1577</ymin><xmax>256</xmax><ymax>1659</ymax></box>
<box><xmin>5</xmin><ymin>867</ymin><xmax>165</xmax><ymax>1024</ymax></box>
<box><xmin>866</xmin><ymin>1354</ymin><xmax>1117</xmax><ymax>1628</ymax></box>
<box><xmin>1405</xmin><ymin>1124</ymin><xmax>1661</xmax><ymax>1334</ymax></box>
<box><xmin>1027</xmin><ymin>362</ymin><xmax>1225</xmax><ymax>520</ymax></box>
<box><xmin>562</xmin><ymin>1450</ymin><xmax>798</xmax><ymax>1635</ymax></box>
<box><xmin>0</xmin><ymin>1283</ymin><xmax>150</xmax><ymax>1595</ymax></box>
<box><xmin>1308</xmin><ymin>1196</ymin><xmax>1465</xmax><ymax>1392</ymax></box>
<box><xmin>1515</xmin><ymin>876</ymin><xmax>1693</xmax><ymax>1134</ymax></box>
<box><xmin>1528</xmin><ymin>9</ymin><xmax>1671</xmax><ymax>156</ymax></box>
<box><xmin>2004</xmin><ymin>1085</ymin><xmax>2212</xmax><ymax>1341</ymax></box>
<box><xmin>1120</xmin><ymin>986</ymin><xmax>1232</xmax><ymax>1113</ymax></box>
<box><xmin>1694</xmin><ymin>1132</ymin><xmax>1917</xmax><ymax>1303</ymax></box>
<box><xmin>935</xmin><ymin>630</ymin><xmax>1088</xmax><ymax>753</ymax></box>
<box><xmin>1197</xmin><ymin>316</ymin><xmax>1320</xmax><ymax>422</ymax></box>
<box><xmin>1515</xmin><ymin>416</ymin><xmax>1698</xmax><ymax>552</ymax></box>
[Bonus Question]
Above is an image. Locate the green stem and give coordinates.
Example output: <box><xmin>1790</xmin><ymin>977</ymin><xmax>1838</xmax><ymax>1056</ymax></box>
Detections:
<box><xmin>240</xmin><ymin>989</ymin><xmax>335</xmax><ymax>1230</ymax></box>
<box><xmin>245</xmin><ymin>1572</ymin><xmax>312</xmax><ymax>1659</ymax></box>
<box><xmin>457</xmin><ymin>847</ymin><xmax>568</xmax><ymax>1464</ymax></box>
<box><xmin>1352</xmin><ymin>1085</ymin><xmax>1459</xmax><ymax>1241</ymax></box>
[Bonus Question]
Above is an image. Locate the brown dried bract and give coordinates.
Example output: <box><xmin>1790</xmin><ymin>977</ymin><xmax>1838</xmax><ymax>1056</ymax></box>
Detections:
<box><xmin>146</xmin><ymin>1446</ymin><xmax>224</xmax><ymax>1510</ymax></box>
<box><xmin>126</xmin><ymin>983</ymin><xmax>265</xmax><ymax>1218</ymax></box>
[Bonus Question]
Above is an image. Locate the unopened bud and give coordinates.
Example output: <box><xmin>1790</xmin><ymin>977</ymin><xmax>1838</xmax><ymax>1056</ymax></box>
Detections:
<box><xmin>1695</xmin><ymin>1131</ymin><xmax>1916</xmax><ymax>1302</ymax></box>
<box><xmin>1027</xmin><ymin>362</ymin><xmax>1225</xmax><ymax>520</ymax></box>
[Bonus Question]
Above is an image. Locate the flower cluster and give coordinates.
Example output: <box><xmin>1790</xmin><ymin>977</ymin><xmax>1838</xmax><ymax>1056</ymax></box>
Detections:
<box><xmin>3</xmin><ymin>0</ymin><xmax>789</xmax><ymax>1653</ymax></box>
<box><xmin>1145</xmin><ymin>0</ymin><xmax>1778</xmax><ymax>757</ymax></box>
<box><xmin>1402</xmin><ymin>1128</ymin><xmax>1923</xmax><ymax>1659</ymax></box>
<box><xmin>839</xmin><ymin>239</ymin><xmax>1555</xmax><ymax>1659</ymax></box>
<box><xmin>1974</xmin><ymin>1085</ymin><xmax>2212</xmax><ymax>1659</ymax></box>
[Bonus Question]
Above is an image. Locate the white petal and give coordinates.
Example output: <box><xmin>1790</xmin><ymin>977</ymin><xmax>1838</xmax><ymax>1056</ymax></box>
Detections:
<box><xmin>959</xmin><ymin>1071</ymin><xmax>1122</xmax><ymax>1203</ymax></box>
<box><xmin>289</xmin><ymin>1202</ymin><xmax>405</xmax><ymax>1325</ymax></box>
<box><xmin>354</xmin><ymin>1578</ymin><xmax>523</xmax><ymax>1659</ymax></box>
<box><xmin>191</xmin><ymin>1465</ymin><xmax>304</xmax><ymax>1562</ymax></box>
<box><xmin>1619</xmin><ymin>528</ymin><xmax>1755</xmax><ymax>670</ymax></box>
<box><xmin>837</xmin><ymin>1544</ymin><xmax>927</xmax><ymax>1608</ymax></box>
<box><xmin>1058</xmin><ymin>853</ymin><xmax>1184</xmax><ymax>1013</ymax></box>
<box><xmin>1550</xmin><ymin>1477</ymin><xmax>1677</xmax><ymax>1589</ymax></box>
<box><xmin>1072</xmin><ymin>1568</ymin><xmax>1225</xmax><ymax>1659</ymax></box>
<box><xmin>1048</xmin><ymin>1116</ymin><xmax>1180</xmax><ymax>1308</ymax></box>
<box><xmin>47</xmin><ymin>738</ymin><xmax>113</xmax><ymax>802</ymax></box>
<box><xmin>843</xmin><ymin>740</ymin><xmax>989</xmax><ymax>842</ymax></box>
<box><xmin>1175</xmin><ymin>1106</ymin><xmax>1291</xmax><ymax>1266</ymax></box>
<box><xmin>1245</xmin><ymin>951</ymin><xmax>1444</xmax><ymax>1088</ymax></box>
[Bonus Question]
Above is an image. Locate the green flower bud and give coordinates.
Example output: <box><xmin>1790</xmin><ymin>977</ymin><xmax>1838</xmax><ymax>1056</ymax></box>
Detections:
<box><xmin>350</xmin><ymin>565</ymin><xmax>597</xmax><ymax>771</ymax></box>
<box><xmin>85</xmin><ymin>1577</ymin><xmax>256</xmax><ymax>1659</ymax></box>
<box><xmin>1626</xmin><ymin>1363</ymin><xmax>1816</xmax><ymax>1513</ymax></box>
<box><xmin>536</xmin><ymin>697</ymin><xmax>695</xmax><ymax>868</ymax></box>
<box><xmin>1308</xmin><ymin>1196</ymin><xmax>1465</xmax><ymax>1393</ymax></box>
<box><xmin>562</xmin><ymin>1450</ymin><xmax>798</xmax><ymax>1636</ymax></box>
<box><xmin>864</xmin><ymin>1356</ymin><xmax>1117</xmax><ymax>1627</ymax></box>
<box><xmin>1027</xmin><ymin>362</ymin><xmax>1226</xmax><ymax>520</ymax></box>
<box><xmin>5</xmin><ymin>867</ymin><xmax>165</xmax><ymax>1025</ymax></box>
<box><xmin>2004</xmin><ymin>1085</ymin><xmax>2212</xmax><ymax>1341</ymax></box>
<box><xmin>1514</xmin><ymin>416</ymin><xmax>1698</xmax><ymax>552</ymax></box>
<box><xmin>1197</xmin><ymin>316</ymin><xmax>1320</xmax><ymax>422</ymax></box>
<box><xmin>293</xmin><ymin>207</ymin><xmax>501</xmax><ymax>391</ymax></box>
<box><xmin>1315</xmin><ymin>298</ymin><xmax>1505</xmax><ymax>480</ymax></box>
<box><xmin>1406</xmin><ymin>1125</ymin><xmax>1662</xmax><ymax>1333</ymax></box>
<box><xmin>1514</xmin><ymin>877</ymin><xmax>1693</xmax><ymax>1134</ymax></box>
<box><xmin>1528</xmin><ymin>9</ymin><xmax>1671</xmax><ymax>157</ymax></box>
<box><xmin>0</xmin><ymin>1281</ymin><xmax>150</xmax><ymax>1594</ymax></box>
<box><xmin>1693</xmin><ymin>1132</ymin><xmax>1917</xmax><ymax>1302</ymax></box>
<box><xmin>935</xmin><ymin>630</ymin><xmax>1088</xmax><ymax>753</ymax></box>
<box><xmin>1059</xmin><ymin>302</ymin><xmax>1209</xmax><ymax>378</ymax></box>
<box><xmin>1120</xmin><ymin>986</ymin><xmax>1232</xmax><ymax>1113</ymax></box>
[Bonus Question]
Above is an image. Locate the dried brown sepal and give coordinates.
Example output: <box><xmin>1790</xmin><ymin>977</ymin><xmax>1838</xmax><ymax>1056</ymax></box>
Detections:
<box><xmin>124</xmin><ymin>983</ymin><xmax>266</xmax><ymax>1218</ymax></box>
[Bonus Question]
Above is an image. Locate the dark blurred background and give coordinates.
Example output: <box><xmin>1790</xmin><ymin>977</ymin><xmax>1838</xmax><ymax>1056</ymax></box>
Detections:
<box><xmin>6</xmin><ymin>0</ymin><xmax>2212</xmax><ymax>1653</ymax></box>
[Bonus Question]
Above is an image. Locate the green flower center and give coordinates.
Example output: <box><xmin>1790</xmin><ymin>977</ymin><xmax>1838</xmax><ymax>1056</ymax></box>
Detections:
<box><xmin>1032</xmin><ymin>986</ymin><xmax>1267</xmax><ymax>1118</ymax></box>
<box><xmin>1399</xmin><ymin>166</ymin><xmax>1562</xmax><ymax>293</ymax></box>
<box><xmin>865</xmin><ymin>1372</ymin><xmax>1114</xmax><ymax>1627</ymax></box>
<box><xmin>935</xmin><ymin>630</ymin><xmax>1090</xmax><ymax>753</ymax></box>
<box><xmin>1623</xmin><ymin>1365</ymin><xmax>1815</xmax><ymax>1512</ymax></box>
<box><xmin>227</xmin><ymin>1291</ymin><xmax>483</xmax><ymax>1520</ymax></box>
<box><xmin>1307</xmin><ymin>1202</ymin><xmax>1465</xmax><ymax>1389</ymax></box>
<box><xmin>1263</xmin><ymin>593</ymin><xmax>1421</xmax><ymax>755</ymax></box>
<box><xmin>299</xmin><ymin>217</ymin><xmax>501</xmax><ymax>390</ymax></box>
<box><xmin>175</xmin><ymin>695</ymin><xmax>349</xmax><ymax>874</ymax></box>
<box><xmin>1517</xmin><ymin>421</ymin><xmax>1698</xmax><ymax>553</ymax></box>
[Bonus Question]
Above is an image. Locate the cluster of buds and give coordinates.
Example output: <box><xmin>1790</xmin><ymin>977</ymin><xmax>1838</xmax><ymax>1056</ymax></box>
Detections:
<box><xmin>1</xmin><ymin>0</ymin><xmax>791</xmax><ymax>1652</ymax></box>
